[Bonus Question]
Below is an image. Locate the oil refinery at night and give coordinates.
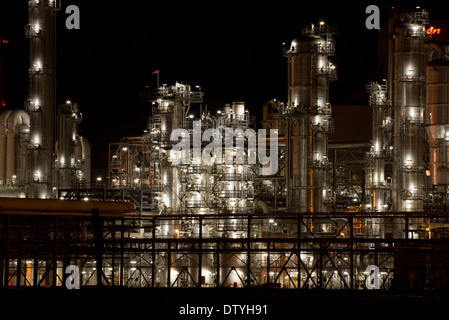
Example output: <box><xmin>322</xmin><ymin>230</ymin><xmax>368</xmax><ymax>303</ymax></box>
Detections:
<box><xmin>2</xmin><ymin>0</ymin><xmax>449</xmax><ymax>315</ymax></box>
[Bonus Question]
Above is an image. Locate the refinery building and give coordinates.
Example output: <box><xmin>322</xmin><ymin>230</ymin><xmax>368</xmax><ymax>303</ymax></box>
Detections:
<box><xmin>2</xmin><ymin>1</ymin><xmax>449</xmax><ymax>298</ymax></box>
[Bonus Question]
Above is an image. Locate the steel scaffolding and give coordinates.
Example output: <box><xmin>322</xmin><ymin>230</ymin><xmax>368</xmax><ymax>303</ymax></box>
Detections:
<box><xmin>2</xmin><ymin>210</ymin><xmax>449</xmax><ymax>292</ymax></box>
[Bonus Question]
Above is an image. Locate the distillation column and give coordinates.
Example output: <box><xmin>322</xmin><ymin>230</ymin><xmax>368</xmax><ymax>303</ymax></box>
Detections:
<box><xmin>25</xmin><ymin>0</ymin><xmax>60</xmax><ymax>198</ymax></box>
<box><xmin>366</xmin><ymin>82</ymin><xmax>392</xmax><ymax>212</ymax></box>
<box><xmin>391</xmin><ymin>10</ymin><xmax>428</xmax><ymax>212</ymax></box>
<box><xmin>55</xmin><ymin>101</ymin><xmax>90</xmax><ymax>189</ymax></box>
<box><xmin>283</xmin><ymin>23</ymin><xmax>336</xmax><ymax>213</ymax></box>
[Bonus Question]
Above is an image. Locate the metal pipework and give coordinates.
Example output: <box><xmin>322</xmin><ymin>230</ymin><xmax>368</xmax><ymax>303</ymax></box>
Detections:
<box><xmin>283</xmin><ymin>23</ymin><xmax>336</xmax><ymax>213</ymax></box>
<box><xmin>391</xmin><ymin>9</ymin><xmax>428</xmax><ymax>212</ymax></box>
<box><xmin>425</xmin><ymin>42</ymin><xmax>449</xmax><ymax>189</ymax></box>
<box><xmin>149</xmin><ymin>82</ymin><xmax>204</xmax><ymax>214</ymax></box>
<box><xmin>26</xmin><ymin>0</ymin><xmax>60</xmax><ymax>198</ymax></box>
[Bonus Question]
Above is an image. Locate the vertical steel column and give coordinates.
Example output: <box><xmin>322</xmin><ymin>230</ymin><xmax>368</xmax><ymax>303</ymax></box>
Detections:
<box><xmin>198</xmin><ymin>217</ymin><xmax>202</xmax><ymax>288</ymax></box>
<box><xmin>16</xmin><ymin>258</ymin><xmax>21</xmax><ymax>287</ymax></box>
<box><xmin>52</xmin><ymin>216</ymin><xmax>58</xmax><ymax>287</ymax></box>
<box><xmin>266</xmin><ymin>240</ymin><xmax>271</xmax><ymax>284</ymax></box>
<box><xmin>349</xmin><ymin>214</ymin><xmax>354</xmax><ymax>290</ymax></box>
<box><xmin>151</xmin><ymin>217</ymin><xmax>156</xmax><ymax>288</ymax></box>
<box><xmin>167</xmin><ymin>242</ymin><xmax>171</xmax><ymax>287</ymax></box>
<box><xmin>92</xmin><ymin>209</ymin><xmax>103</xmax><ymax>287</ymax></box>
<box><xmin>247</xmin><ymin>218</ymin><xmax>251</xmax><ymax>287</ymax></box>
<box><xmin>120</xmin><ymin>217</ymin><xmax>124</xmax><ymax>287</ymax></box>
<box><xmin>3</xmin><ymin>215</ymin><xmax>10</xmax><ymax>287</ymax></box>
<box><xmin>297</xmin><ymin>216</ymin><xmax>301</xmax><ymax>289</ymax></box>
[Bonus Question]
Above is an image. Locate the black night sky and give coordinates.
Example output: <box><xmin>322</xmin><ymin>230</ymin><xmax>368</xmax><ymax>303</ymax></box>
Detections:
<box><xmin>1</xmin><ymin>0</ymin><xmax>448</xmax><ymax>176</ymax></box>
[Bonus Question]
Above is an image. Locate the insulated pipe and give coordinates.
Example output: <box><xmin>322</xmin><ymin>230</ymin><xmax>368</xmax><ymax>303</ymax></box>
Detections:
<box><xmin>0</xmin><ymin>110</ymin><xmax>12</xmax><ymax>182</ymax></box>
<box><xmin>0</xmin><ymin>197</ymin><xmax>135</xmax><ymax>216</ymax></box>
<box><xmin>425</xmin><ymin>40</ymin><xmax>449</xmax><ymax>63</ymax></box>
<box><xmin>254</xmin><ymin>199</ymin><xmax>269</xmax><ymax>213</ymax></box>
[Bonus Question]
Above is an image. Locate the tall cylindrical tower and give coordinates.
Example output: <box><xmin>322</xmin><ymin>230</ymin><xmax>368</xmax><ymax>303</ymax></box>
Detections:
<box><xmin>391</xmin><ymin>10</ymin><xmax>428</xmax><ymax>212</ymax></box>
<box><xmin>283</xmin><ymin>23</ymin><xmax>336</xmax><ymax>213</ymax></box>
<box><xmin>366</xmin><ymin>81</ymin><xmax>392</xmax><ymax>212</ymax></box>
<box><xmin>25</xmin><ymin>0</ymin><xmax>60</xmax><ymax>198</ymax></box>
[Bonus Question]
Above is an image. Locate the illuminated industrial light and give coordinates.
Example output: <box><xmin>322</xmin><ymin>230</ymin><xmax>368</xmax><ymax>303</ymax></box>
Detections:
<box><xmin>426</xmin><ymin>169</ymin><xmax>431</xmax><ymax>177</ymax></box>
<box><xmin>122</xmin><ymin>147</ymin><xmax>128</xmax><ymax>151</ymax></box>
<box><xmin>405</xmin><ymin>160</ymin><xmax>413</xmax><ymax>170</ymax></box>
<box><xmin>66</xmin><ymin>100</ymin><xmax>71</xmax><ymax>104</ymax></box>
<box><xmin>33</xmin><ymin>171</ymin><xmax>40</xmax><ymax>182</ymax></box>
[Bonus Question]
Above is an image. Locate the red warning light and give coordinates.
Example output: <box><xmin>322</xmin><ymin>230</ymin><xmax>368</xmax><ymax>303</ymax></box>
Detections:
<box><xmin>426</xmin><ymin>28</ymin><xmax>441</xmax><ymax>35</ymax></box>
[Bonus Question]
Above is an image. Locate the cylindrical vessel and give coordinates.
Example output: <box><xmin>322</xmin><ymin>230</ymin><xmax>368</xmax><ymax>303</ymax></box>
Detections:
<box><xmin>284</xmin><ymin>25</ymin><xmax>335</xmax><ymax>213</ymax></box>
<box><xmin>27</xmin><ymin>0</ymin><xmax>60</xmax><ymax>198</ymax></box>
<box><xmin>391</xmin><ymin>12</ymin><xmax>427</xmax><ymax>212</ymax></box>
<box><xmin>56</xmin><ymin>102</ymin><xmax>77</xmax><ymax>189</ymax></box>
<box><xmin>366</xmin><ymin>82</ymin><xmax>390</xmax><ymax>213</ymax></box>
